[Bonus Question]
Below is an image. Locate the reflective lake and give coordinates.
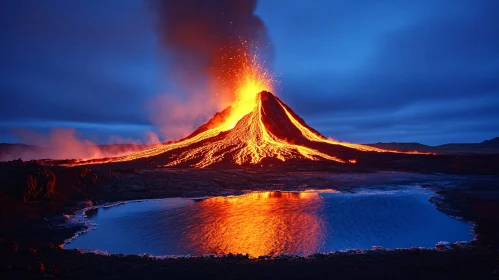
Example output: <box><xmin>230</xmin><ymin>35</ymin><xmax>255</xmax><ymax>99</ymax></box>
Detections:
<box><xmin>65</xmin><ymin>188</ymin><xmax>473</xmax><ymax>257</ymax></box>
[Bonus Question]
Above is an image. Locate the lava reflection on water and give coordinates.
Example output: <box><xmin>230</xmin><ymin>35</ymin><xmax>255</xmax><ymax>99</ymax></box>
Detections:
<box><xmin>181</xmin><ymin>191</ymin><xmax>327</xmax><ymax>257</ymax></box>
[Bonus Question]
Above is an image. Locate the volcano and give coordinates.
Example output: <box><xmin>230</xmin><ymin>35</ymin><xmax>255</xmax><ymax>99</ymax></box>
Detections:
<box><xmin>67</xmin><ymin>91</ymin><xmax>425</xmax><ymax>168</ymax></box>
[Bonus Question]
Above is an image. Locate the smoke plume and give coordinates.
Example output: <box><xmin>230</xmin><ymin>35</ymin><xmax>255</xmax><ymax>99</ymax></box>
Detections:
<box><xmin>147</xmin><ymin>0</ymin><xmax>273</xmax><ymax>140</ymax></box>
<box><xmin>150</xmin><ymin>0</ymin><xmax>272</xmax><ymax>86</ymax></box>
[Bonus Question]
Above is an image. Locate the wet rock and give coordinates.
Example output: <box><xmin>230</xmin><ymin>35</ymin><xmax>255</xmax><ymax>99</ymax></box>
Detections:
<box><xmin>85</xmin><ymin>208</ymin><xmax>99</xmax><ymax>218</ymax></box>
<box><xmin>44</xmin><ymin>215</ymin><xmax>69</xmax><ymax>228</ymax></box>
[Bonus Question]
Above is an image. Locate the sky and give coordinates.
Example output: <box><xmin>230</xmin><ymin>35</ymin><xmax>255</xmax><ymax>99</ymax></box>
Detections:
<box><xmin>1</xmin><ymin>0</ymin><xmax>498</xmax><ymax>145</ymax></box>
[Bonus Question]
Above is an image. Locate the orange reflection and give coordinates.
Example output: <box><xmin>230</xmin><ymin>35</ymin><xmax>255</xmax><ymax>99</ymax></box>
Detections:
<box><xmin>182</xmin><ymin>191</ymin><xmax>327</xmax><ymax>257</ymax></box>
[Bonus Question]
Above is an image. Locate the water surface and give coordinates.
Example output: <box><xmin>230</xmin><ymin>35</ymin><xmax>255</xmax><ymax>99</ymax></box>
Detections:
<box><xmin>65</xmin><ymin>187</ymin><xmax>472</xmax><ymax>257</ymax></box>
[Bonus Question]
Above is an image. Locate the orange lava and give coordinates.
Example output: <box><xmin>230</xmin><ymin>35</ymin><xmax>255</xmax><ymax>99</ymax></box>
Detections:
<box><xmin>65</xmin><ymin>50</ymin><xmax>430</xmax><ymax>167</ymax></box>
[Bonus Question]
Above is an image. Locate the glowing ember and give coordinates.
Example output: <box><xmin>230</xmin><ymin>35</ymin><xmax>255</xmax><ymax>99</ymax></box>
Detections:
<box><xmin>217</xmin><ymin>49</ymin><xmax>275</xmax><ymax>130</ymax></box>
<box><xmin>65</xmin><ymin>50</ymin><xmax>429</xmax><ymax>168</ymax></box>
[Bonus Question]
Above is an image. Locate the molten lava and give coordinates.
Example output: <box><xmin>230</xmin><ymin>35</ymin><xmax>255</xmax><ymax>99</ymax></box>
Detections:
<box><xmin>67</xmin><ymin>52</ymin><xmax>428</xmax><ymax>168</ymax></box>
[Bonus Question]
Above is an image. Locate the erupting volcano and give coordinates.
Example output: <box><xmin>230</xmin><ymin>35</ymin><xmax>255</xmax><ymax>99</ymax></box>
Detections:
<box><xmin>50</xmin><ymin>0</ymin><xmax>420</xmax><ymax>168</ymax></box>
<box><xmin>66</xmin><ymin>56</ymin><xmax>426</xmax><ymax>168</ymax></box>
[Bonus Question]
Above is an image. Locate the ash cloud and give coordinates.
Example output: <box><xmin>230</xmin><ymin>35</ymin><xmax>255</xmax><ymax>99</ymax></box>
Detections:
<box><xmin>149</xmin><ymin>0</ymin><xmax>272</xmax><ymax>82</ymax></box>
<box><xmin>146</xmin><ymin>0</ymin><xmax>273</xmax><ymax>140</ymax></box>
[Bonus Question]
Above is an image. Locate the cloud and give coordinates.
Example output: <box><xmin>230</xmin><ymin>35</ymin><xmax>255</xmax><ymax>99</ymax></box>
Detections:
<box><xmin>275</xmin><ymin>0</ymin><xmax>499</xmax><ymax>143</ymax></box>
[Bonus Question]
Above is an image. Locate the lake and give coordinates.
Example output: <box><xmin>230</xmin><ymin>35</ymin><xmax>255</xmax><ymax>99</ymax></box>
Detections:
<box><xmin>65</xmin><ymin>187</ymin><xmax>473</xmax><ymax>257</ymax></box>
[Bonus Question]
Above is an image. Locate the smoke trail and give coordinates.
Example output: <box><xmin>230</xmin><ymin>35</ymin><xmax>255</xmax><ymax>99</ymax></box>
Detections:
<box><xmin>148</xmin><ymin>0</ymin><xmax>273</xmax><ymax>104</ymax></box>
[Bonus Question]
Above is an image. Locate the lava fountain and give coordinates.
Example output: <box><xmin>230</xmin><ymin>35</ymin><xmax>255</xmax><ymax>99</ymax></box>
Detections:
<box><xmin>214</xmin><ymin>46</ymin><xmax>276</xmax><ymax>131</ymax></box>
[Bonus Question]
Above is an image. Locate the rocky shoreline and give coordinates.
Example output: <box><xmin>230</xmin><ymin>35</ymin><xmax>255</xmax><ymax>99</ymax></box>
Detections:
<box><xmin>2</xmin><ymin>241</ymin><xmax>498</xmax><ymax>279</ymax></box>
<box><xmin>1</xmin><ymin>161</ymin><xmax>499</xmax><ymax>279</ymax></box>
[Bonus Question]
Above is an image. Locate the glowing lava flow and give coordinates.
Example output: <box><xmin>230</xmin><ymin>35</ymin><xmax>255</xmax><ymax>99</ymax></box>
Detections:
<box><xmin>65</xmin><ymin>52</ymin><xmax>428</xmax><ymax>168</ymax></box>
<box><xmin>69</xmin><ymin>91</ymin><xmax>345</xmax><ymax>167</ymax></box>
<box><xmin>165</xmin><ymin>92</ymin><xmax>345</xmax><ymax>167</ymax></box>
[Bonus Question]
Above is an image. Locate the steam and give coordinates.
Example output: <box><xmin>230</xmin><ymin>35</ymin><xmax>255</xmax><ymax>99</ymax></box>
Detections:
<box><xmin>148</xmin><ymin>92</ymin><xmax>214</xmax><ymax>140</ymax></box>
<box><xmin>147</xmin><ymin>0</ymin><xmax>273</xmax><ymax>140</ymax></box>
<box><xmin>0</xmin><ymin>128</ymin><xmax>161</xmax><ymax>161</ymax></box>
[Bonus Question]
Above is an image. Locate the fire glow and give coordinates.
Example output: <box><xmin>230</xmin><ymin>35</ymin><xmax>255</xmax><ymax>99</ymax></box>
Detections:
<box><xmin>66</xmin><ymin>49</ymin><xmax>429</xmax><ymax>168</ymax></box>
<box><xmin>216</xmin><ymin>46</ymin><xmax>276</xmax><ymax>131</ymax></box>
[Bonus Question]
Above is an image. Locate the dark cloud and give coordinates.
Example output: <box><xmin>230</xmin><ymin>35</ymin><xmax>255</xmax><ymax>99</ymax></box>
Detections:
<box><xmin>266</xmin><ymin>0</ymin><xmax>499</xmax><ymax>144</ymax></box>
<box><xmin>148</xmin><ymin>0</ymin><xmax>272</xmax><ymax>100</ymax></box>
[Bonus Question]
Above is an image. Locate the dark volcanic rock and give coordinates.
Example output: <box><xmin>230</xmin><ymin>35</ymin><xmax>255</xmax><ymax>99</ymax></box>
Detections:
<box><xmin>0</xmin><ymin>161</ymin><xmax>56</xmax><ymax>202</ymax></box>
<box><xmin>259</xmin><ymin>91</ymin><xmax>311</xmax><ymax>143</ymax></box>
<box><xmin>0</xmin><ymin>161</ymin><xmax>102</xmax><ymax>228</ymax></box>
<box><xmin>260</xmin><ymin>91</ymin><xmax>325</xmax><ymax>141</ymax></box>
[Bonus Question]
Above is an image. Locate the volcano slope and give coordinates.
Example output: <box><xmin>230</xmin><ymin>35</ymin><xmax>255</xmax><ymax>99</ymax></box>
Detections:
<box><xmin>63</xmin><ymin>91</ymin><xmax>439</xmax><ymax>170</ymax></box>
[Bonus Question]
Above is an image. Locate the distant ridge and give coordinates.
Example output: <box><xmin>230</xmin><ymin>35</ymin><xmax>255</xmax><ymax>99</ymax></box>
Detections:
<box><xmin>366</xmin><ymin>137</ymin><xmax>499</xmax><ymax>155</ymax></box>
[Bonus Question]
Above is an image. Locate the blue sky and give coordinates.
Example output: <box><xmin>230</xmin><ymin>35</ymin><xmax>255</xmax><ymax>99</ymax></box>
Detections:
<box><xmin>1</xmin><ymin>0</ymin><xmax>498</xmax><ymax>145</ymax></box>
